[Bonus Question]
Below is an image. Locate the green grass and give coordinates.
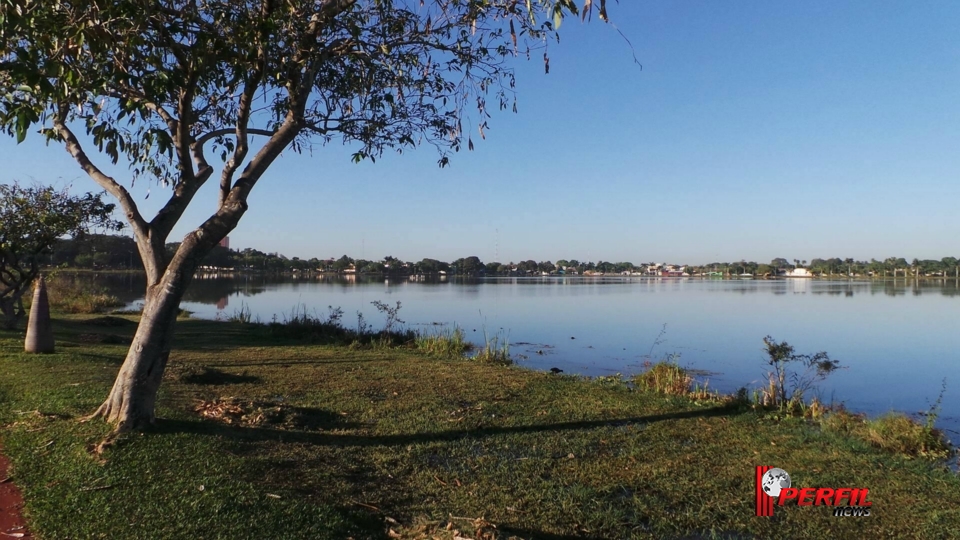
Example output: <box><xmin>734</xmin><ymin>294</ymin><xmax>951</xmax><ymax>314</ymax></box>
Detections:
<box><xmin>0</xmin><ymin>316</ymin><xmax>958</xmax><ymax>539</ymax></box>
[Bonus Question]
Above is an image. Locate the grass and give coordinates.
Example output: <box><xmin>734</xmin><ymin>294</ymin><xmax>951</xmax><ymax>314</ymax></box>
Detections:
<box><xmin>415</xmin><ymin>326</ymin><xmax>471</xmax><ymax>358</ymax></box>
<box><xmin>632</xmin><ymin>360</ymin><xmax>693</xmax><ymax>396</ymax></box>
<box><xmin>472</xmin><ymin>329</ymin><xmax>511</xmax><ymax>365</ymax></box>
<box><xmin>0</xmin><ymin>316</ymin><xmax>958</xmax><ymax>539</ymax></box>
<box><xmin>819</xmin><ymin>409</ymin><xmax>953</xmax><ymax>460</ymax></box>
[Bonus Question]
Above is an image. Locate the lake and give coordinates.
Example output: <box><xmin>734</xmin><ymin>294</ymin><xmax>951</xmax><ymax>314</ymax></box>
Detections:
<box><xmin>90</xmin><ymin>273</ymin><xmax>960</xmax><ymax>436</ymax></box>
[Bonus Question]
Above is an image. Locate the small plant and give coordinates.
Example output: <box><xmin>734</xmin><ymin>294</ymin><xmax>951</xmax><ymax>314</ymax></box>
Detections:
<box><xmin>762</xmin><ymin>335</ymin><xmax>840</xmax><ymax>410</ymax></box>
<box><xmin>228</xmin><ymin>302</ymin><xmax>252</xmax><ymax>324</ymax></box>
<box><xmin>325</xmin><ymin>305</ymin><xmax>344</xmax><ymax>327</ymax></box>
<box><xmin>922</xmin><ymin>378</ymin><xmax>947</xmax><ymax>431</ymax></box>
<box><xmin>371</xmin><ymin>300</ymin><xmax>404</xmax><ymax>334</ymax></box>
<box><xmin>633</xmin><ymin>361</ymin><xmax>692</xmax><ymax>396</ymax></box>
<box><xmin>355</xmin><ymin>311</ymin><xmax>370</xmax><ymax>335</ymax></box>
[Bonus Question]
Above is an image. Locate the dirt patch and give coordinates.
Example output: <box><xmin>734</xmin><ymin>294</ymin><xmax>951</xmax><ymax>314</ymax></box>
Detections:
<box><xmin>0</xmin><ymin>445</ymin><xmax>32</xmax><ymax>539</ymax></box>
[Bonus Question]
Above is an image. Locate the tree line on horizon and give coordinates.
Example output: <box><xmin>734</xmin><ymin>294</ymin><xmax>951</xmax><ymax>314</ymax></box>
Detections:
<box><xmin>48</xmin><ymin>235</ymin><xmax>960</xmax><ymax>278</ymax></box>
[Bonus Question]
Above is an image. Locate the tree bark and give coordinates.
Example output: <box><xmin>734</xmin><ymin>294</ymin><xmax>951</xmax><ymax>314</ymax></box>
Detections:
<box><xmin>0</xmin><ymin>294</ymin><xmax>26</xmax><ymax>331</ymax></box>
<box><xmin>91</xmin><ymin>256</ymin><xmax>196</xmax><ymax>430</ymax></box>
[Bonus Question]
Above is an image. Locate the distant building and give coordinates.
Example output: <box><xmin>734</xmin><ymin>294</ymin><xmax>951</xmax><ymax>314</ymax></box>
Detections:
<box><xmin>785</xmin><ymin>267</ymin><xmax>813</xmax><ymax>278</ymax></box>
<box><xmin>219</xmin><ymin>236</ymin><xmax>230</xmax><ymax>249</ymax></box>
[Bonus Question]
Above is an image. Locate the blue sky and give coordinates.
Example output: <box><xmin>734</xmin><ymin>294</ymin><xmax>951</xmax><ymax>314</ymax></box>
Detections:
<box><xmin>3</xmin><ymin>1</ymin><xmax>960</xmax><ymax>265</ymax></box>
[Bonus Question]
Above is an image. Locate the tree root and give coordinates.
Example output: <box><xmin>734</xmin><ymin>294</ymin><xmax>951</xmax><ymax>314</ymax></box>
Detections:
<box><xmin>78</xmin><ymin>402</ymin><xmax>109</xmax><ymax>424</ymax></box>
<box><xmin>89</xmin><ymin>421</ymin><xmax>136</xmax><ymax>457</ymax></box>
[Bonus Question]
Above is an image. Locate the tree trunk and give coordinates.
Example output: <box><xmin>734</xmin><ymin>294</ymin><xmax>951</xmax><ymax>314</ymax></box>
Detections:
<box><xmin>0</xmin><ymin>295</ymin><xmax>25</xmax><ymax>330</ymax></box>
<box><xmin>91</xmin><ymin>262</ymin><xmax>195</xmax><ymax>431</ymax></box>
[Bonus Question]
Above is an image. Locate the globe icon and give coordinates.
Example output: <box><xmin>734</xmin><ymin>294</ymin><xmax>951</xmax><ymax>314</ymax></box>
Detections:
<box><xmin>761</xmin><ymin>468</ymin><xmax>791</xmax><ymax>497</ymax></box>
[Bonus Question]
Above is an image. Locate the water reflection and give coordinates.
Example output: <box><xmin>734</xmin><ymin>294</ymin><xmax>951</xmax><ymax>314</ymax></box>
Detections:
<box><xmin>87</xmin><ymin>273</ymin><xmax>960</xmax><ymax>305</ymax></box>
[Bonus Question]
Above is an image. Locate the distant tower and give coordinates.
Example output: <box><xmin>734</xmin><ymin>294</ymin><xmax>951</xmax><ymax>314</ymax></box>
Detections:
<box><xmin>219</xmin><ymin>236</ymin><xmax>230</xmax><ymax>249</ymax></box>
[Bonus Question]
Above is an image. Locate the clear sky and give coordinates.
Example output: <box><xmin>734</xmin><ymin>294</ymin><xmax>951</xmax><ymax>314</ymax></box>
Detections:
<box><xmin>3</xmin><ymin>1</ymin><xmax>960</xmax><ymax>265</ymax></box>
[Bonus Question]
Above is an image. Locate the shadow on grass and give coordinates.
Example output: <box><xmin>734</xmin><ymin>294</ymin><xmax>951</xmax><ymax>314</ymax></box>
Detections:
<box><xmin>497</xmin><ymin>527</ymin><xmax>609</xmax><ymax>540</ymax></box>
<box><xmin>151</xmin><ymin>406</ymin><xmax>739</xmax><ymax>448</ymax></box>
<box><xmin>180</xmin><ymin>367</ymin><xmax>263</xmax><ymax>385</ymax></box>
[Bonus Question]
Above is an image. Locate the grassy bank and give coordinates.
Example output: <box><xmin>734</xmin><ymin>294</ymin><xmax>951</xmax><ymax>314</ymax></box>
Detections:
<box><xmin>1</xmin><ymin>316</ymin><xmax>958</xmax><ymax>539</ymax></box>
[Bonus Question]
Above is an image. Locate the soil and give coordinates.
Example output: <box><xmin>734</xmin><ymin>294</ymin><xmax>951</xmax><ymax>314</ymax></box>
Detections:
<box><xmin>0</xmin><ymin>445</ymin><xmax>31</xmax><ymax>539</ymax></box>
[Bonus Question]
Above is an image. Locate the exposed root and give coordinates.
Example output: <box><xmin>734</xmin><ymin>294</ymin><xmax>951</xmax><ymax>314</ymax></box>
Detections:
<box><xmin>91</xmin><ymin>421</ymin><xmax>135</xmax><ymax>457</ymax></box>
<box><xmin>79</xmin><ymin>402</ymin><xmax>110</xmax><ymax>424</ymax></box>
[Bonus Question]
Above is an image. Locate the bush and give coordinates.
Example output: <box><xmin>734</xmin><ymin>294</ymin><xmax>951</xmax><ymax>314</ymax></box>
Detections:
<box><xmin>762</xmin><ymin>336</ymin><xmax>839</xmax><ymax>409</ymax></box>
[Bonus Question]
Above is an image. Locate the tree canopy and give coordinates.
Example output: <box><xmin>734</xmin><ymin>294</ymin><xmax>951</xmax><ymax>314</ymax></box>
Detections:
<box><xmin>1</xmin><ymin>0</ymin><xmax>616</xmax><ymax>431</ymax></box>
<box><xmin>0</xmin><ymin>182</ymin><xmax>121</xmax><ymax>328</ymax></box>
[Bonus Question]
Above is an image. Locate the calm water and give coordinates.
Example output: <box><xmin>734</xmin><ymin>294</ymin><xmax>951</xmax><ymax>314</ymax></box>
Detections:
<box><xmin>94</xmin><ymin>274</ymin><xmax>960</xmax><ymax>436</ymax></box>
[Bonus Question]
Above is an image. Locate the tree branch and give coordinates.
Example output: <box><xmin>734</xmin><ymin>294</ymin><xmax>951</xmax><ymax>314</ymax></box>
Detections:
<box><xmin>219</xmin><ymin>1</ymin><xmax>272</xmax><ymax>207</ymax></box>
<box><xmin>149</xmin><ymin>166</ymin><xmax>214</xmax><ymax>242</ymax></box>
<box><xmin>52</xmin><ymin>105</ymin><xmax>148</xmax><ymax>239</ymax></box>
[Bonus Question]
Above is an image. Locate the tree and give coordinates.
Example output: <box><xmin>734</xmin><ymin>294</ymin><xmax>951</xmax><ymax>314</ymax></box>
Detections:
<box><xmin>0</xmin><ymin>182</ymin><xmax>120</xmax><ymax>329</ymax></box>
<box><xmin>942</xmin><ymin>257</ymin><xmax>959</xmax><ymax>278</ymax></box>
<box><xmin>2</xmin><ymin>0</ymin><xmax>613</xmax><ymax>432</ymax></box>
<box><xmin>456</xmin><ymin>256</ymin><xmax>483</xmax><ymax>275</ymax></box>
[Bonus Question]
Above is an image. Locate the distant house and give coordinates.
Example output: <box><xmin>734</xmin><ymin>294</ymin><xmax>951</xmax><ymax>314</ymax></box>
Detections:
<box><xmin>785</xmin><ymin>267</ymin><xmax>813</xmax><ymax>278</ymax></box>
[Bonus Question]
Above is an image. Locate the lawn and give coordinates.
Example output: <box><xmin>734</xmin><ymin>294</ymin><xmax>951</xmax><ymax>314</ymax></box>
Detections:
<box><xmin>1</xmin><ymin>316</ymin><xmax>958</xmax><ymax>539</ymax></box>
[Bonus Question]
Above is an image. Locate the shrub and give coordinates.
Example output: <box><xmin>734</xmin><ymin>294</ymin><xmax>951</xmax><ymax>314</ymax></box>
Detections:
<box><xmin>762</xmin><ymin>336</ymin><xmax>839</xmax><ymax>410</ymax></box>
